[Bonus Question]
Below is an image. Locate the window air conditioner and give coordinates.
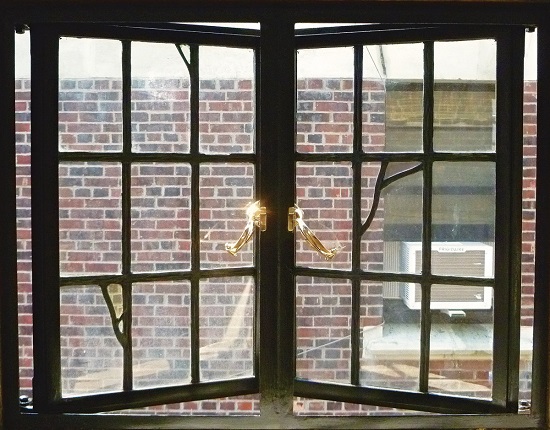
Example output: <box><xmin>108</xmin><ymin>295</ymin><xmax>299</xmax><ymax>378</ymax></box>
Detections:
<box><xmin>400</xmin><ymin>241</ymin><xmax>493</xmax><ymax>310</ymax></box>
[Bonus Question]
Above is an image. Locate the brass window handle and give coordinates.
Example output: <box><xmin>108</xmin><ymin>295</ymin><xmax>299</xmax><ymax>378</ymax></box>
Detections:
<box><xmin>288</xmin><ymin>204</ymin><xmax>340</xmax><ymax>260</ymax></box>
<box><xmin>225</xmin><ymin>201</ymin><xmax>266</xmax><ymax>256</ymax></box>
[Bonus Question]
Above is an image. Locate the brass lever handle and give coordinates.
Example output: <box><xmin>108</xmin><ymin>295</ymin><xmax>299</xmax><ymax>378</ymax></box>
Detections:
<box><xmin>288</xmin><ymin>204</ymin><xmax>340</xmax><ymax>260</ymax></box>
<box><xmin>225</xmin><ymin>201</ymin><xmax>266</xmax><ymax>256</ymax></box>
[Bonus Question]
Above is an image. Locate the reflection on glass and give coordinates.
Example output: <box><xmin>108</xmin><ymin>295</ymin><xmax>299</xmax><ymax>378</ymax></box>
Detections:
<box><xmin>434</xmin><ymin>40</ymin><xmax>496</xmax><ymax>153</ymax></box>
<box><xmin>59</xmin><ymin>162</ymin><xmax>122</xmax><ymax>276</ymax></box>
<box><xmin>132</xmin><ymin>282</ymin><xmax>191</xmax><ymax>389</ymax></box>
<box><xmin>131</xmin><ymin>42</ymin><xmax>191</xmax><ymax>153</ymax></box>
<box><xmin>131</xmin><ymin>163</ymin><xmax>191</xmax><ymax>273</ymax></box>
<box><xmin>428</xmin><ymin>293</ymin><xmax>494</xmax><ymax>400</ymax></box>
<box><xmin>60</xmin><ymin>285</ymin><xmax>123</xmax><ymax>397</ymax></box>
<box><xmin>199</xmin><ymin>163</ymin><xmax>255</xmax><ymax>269</ymax></box>
<box><xmin>295</xmin><ymin>162</ymin><xmax>352</xmax><ymax>270</ymax></box>
<box><xmin>199</xmin><ymin>277</ymin><xmax>254</xmax><ymax>381</ymax></box>
<box><xmin>404</xmin><ymin>241</ymin><xmax>494</xmax><ymax>280</ymax></box>
<box><xmin>297</xmin><ymin>47</ymin><xmax>354</xmax><ymax>153</ymax></box>
<box><xmin>432</xmin><ymin>162</ymin><xmax>495</xmax><ymax>277</ymax></box>
<box><xmin>364</xmin><ymin>43</ymin><xmax>424</xmax><ymax>153</ymax></box>
<box><xmin>199</xmin><ymin>46</ymin><xmax>255</xmax><ymax>154</ymax></box>
<box><xmin>361</xmin><ymin>162</ymin><xmax>423</xmax><ymax>272</ymax></box>
<box><xmin>59</xmin><ymin>37</ymin><xmax>123</xmax><ymax>152</ymax></box>
<box><xmin>296</xmin><ymin>277</ymin><xmax>352</xmax><ymax>384</ymax></box>
<box><xmin>360</xmin><ymin>282</ymin><xmax>420</xmax><ymax>391</ymax></box>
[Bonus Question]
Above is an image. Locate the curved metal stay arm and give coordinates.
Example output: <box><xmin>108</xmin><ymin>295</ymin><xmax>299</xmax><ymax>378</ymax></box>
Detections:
<box><xmin>289</xmin><ymin>205</ymin><xmax>341</xmax><ymax>260</ymax></box>
<box><xmin>225</xmin><ymin>201</ymin><xmax>266</xmax><ymax>256</ymax></box>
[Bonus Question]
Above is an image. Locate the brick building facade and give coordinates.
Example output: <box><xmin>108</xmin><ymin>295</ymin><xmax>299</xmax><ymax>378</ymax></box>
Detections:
<box><xmin>14</xmin><ymin>76</ymin><xmax>536</xmax><ymax>415</ymax></box>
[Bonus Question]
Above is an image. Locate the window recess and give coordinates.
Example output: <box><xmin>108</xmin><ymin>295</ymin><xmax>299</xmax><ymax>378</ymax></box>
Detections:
<box><xmin>14</xmin><ymin>20</ymin><xmax>532</xmax><ymax>426</ymax></box>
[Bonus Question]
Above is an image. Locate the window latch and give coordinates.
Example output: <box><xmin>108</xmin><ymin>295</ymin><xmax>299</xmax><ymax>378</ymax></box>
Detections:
<box><xmin>288</xmin><ymin>204</ymin><xmax>341</xmax><ymax>260</ymax></box>
<box><xmin>225</xmin><ymin>200</ymin><xmax>266</xmax><ymax>256</ymax></box>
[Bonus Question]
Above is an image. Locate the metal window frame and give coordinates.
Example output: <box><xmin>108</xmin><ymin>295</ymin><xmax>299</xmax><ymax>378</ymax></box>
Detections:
<box><xmin>0</xmin><ymin>3</ymin><xmax>547</xmax><ymax>429</ymax></box>
<box><xmin>30</xmin><ymin>23</ymin><xmax>262</xmax><ymax>413</ymax></box>
<box><xmin>292</xmin><ymin>24</ymin><xmax>524</xmax><ymax>415</ymax></box>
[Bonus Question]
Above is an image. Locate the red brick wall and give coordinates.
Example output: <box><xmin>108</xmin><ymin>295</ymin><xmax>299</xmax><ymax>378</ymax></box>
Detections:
<box><xmin>14</xmin><ymin>77</ymin><xmax>536</xmax><ymax>414</ymax></box>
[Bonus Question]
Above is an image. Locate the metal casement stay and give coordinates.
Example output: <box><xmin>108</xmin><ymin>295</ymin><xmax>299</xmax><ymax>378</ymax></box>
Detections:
<box><xmin>26</xmin><ymin>22</ymin><xmax>526</xmax><ymax>417</ymax></box>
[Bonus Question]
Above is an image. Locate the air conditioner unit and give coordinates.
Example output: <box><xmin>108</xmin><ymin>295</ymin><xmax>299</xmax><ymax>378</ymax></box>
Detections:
<box><xmin>400</xmin><ymin>241</ymin><xmax>493</xmax><ymax>310</ymax></box>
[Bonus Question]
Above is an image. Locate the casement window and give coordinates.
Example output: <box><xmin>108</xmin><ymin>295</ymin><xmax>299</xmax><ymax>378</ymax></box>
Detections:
<box><xmin>1</xmin><ymin>8</ymin><xmax>546</xmax><ymax>429</ymax></box>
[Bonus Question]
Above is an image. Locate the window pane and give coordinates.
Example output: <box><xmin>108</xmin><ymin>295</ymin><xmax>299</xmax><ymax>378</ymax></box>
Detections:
<box><xmin>294</xmin><ymin>397</ymin><xmax>435</xmax><ymax>416</ymax></box>
<box><xmin>295</xmin><ymin>162</ymin><xmax>352</xmax><ymax>270</ymax></box>
<box><xmin>199</xmin><ymin>163</ymin><xmax>255</xmax><ymax>269</ymax></box>
<box><xmin>361</xmin><ymin>282</ymin><xmax>420</xmax><ymax>390</ymax></box>
<box><xmin>131</xmin><ymin>42</ymin><xmax>191</xmax><ymax>153</ymax></box>
<box><xmin>432</xmin><ymin>162</ymin><xmax>495</xmax><ymax>278</ymax></box>
<box><xmin>297</xmin><ymin>47</ymin><xmax>354</xmax><ymax>153</ymax></box>
<box><xmin>520</xmin><ymin>29</ymin><xmax>537</xmax><ymax>409</ymax></box>
<box><xmin>199</xmin><ymin>277</ymin><xmax>254</xmax><ymax>381</ymax></box>
<box><xmin>199</xmin><ymin>46</ymin><xmax>255</xmax><ymax>154</ymax></box>
<box><xmin>296</xmin><ymin>277</ymin><xmax>352</xmax><ymax>384</ymax></box>
<box><xmin>16</xmin><ymin>30</ymin><xmax>33</xmax><ymax>401</ymax></box>
<box><xmin>131</xmin><ymin>163</ymin><xmax>191</xmax><ymax>273</ymax></box>
<box><xmin>59</xmin><ymin>37</ymin><xmax>122</xmax><ymax>152</ymax></box>
<box><xmin>364</xmin><ymin>43</ymin><xmax>424</xmax><ymax>153</ymax></box>
<box><xmin>59</xmin><ymin>162</ymin><xmax>122</xmax><ymax>276</ymax></box>
<box><xmin>109</xmin><ymin>394</ymin><xmax>260</xmax><ymax>416</ymax></box>
<box><xmin>361</xmin><ymin>162</ymin><xmax>423</xmax><ymax>272</ymax></box>
<box><xmin>132</xmin><ymin>281</ymin><xmax>191</xmax><ymax>389</ymax></box>
<box><xmin>60</xmin><ymin>285</ymin><xmax>123</xmax><ymax>397</ymax></box>
<box><xmin>429</xmin><ymin>290</ymin><xmax>494</xmax><ymax>400</ymax></box>
<box><xmin>434</xmin><ymin>40</ymin><xmax>496</xmax><ymax>153</ymax></box>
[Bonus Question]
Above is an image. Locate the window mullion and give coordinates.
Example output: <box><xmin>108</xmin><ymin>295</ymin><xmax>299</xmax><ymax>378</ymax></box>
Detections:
<box><xmin>419</xmin><ymin>40</ymin><xmax>434</xmax><ymax>393</ymax></box>
<box><xmin>258</xmin><ymin>17</ymin><xmax>296</xmax><ymax>417</ymax></box>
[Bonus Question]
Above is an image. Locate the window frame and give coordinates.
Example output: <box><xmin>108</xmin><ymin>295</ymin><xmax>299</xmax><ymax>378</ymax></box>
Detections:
<box><xmin>1</xmin><ymin>3</ymin><xmax>548</xmax><ymax>429</ymax></box>
<box><xmin>30</xmin><ymin>22</ymin><xmax>262</xmax><ymax>414</ymax></box>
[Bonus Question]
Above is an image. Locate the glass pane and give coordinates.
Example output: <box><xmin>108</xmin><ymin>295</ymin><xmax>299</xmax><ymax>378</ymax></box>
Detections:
<box><xmin>364</xmin><ymin>43</ymin><xmax>424</xmax><ymax>153</ymax></box>
<box><xmin>109</xmin><ymin>394</ymin><xmax>260</xmax><ymax>416</ymax></box>
<box><xmin>296</xmin><ymin>277</ymin><xmax>351</xmax><ymax>384</ymax></box>
<box><xmin>59</xmin><ymin>37</ymin><xmax>122</xmax><ymax>152</ymax></box>
<box><xmin>361</xmin><ymin>282</ymin><xmax>420</xmax><ymax>390</ymax></box>
<box><xmin>199</xmin><ymin>46</ymin><xmax>255</xmax><ymax>154</ymax></box>
<box><xmin>297</xmin><ymin>47</ymin><xmax>354</xmax><ymax>153</ymax></box>
<box><xmin>132</xmin><ymin>281</ymin><xmax>191</xmax><ymax>389</ymax></box>
<box><xmin>60</xmin><ymin>285</ymin><xmax>123</xmax><ymax>396</ymax></box>
<box><xmin>361</xmin><ymin>162</ymin><xmax>423</xmax><ymax>272</ymax></box>
<box><xmin>295</xmin><ymin>162</ymin><xmax>352</xmax><ymax>270</ymax></box>
<box><xmin>199</xmin><ymin>163</ymin><xmax>255</xmax><ymax>269</ymax></box>
<box><xmin>59</xmin><ymin>162</ymin><xmax>122</xmax><ymax>276</ymax></box>
<box><xmin>15</xmin><ymin>30</ymin><xmax>33</xmax><ymax>401</ymax></box>
<box><xmin>429</xmin><ymin>289</ymin><xmax>494</xmax><ymax>400</ymax></box>
<box><xmin>294</xmin><ymin>397</ymin><xmax>435</xmax><ymax>416</ymax></box>
<box><xmin>199</xmin><ymin>277</ymin><xmax>254</xmax><ymax>381</ymax></box>
<box><xmin>520</xmin><ymin>29</ymin><xmax>537</xmax><ymax>409</ymax></box>
<box><xmin>432</xmin><ymin>162</ymin><xmax>495</xmax><ymax>277</ymax></box>
<box><xmin>131</xmin><ymin>163</ymin><xmax>191</xmax><ymax>273</ymax></box>
<box><xmin>434</xmin><ymin>40</ymin><xmax>496</xmax><ymax>152</ymax></box>
<box><xmin>131</xmin><ymin>42</ymin><xmax>190</xmax><ymax>153</ymax></box>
